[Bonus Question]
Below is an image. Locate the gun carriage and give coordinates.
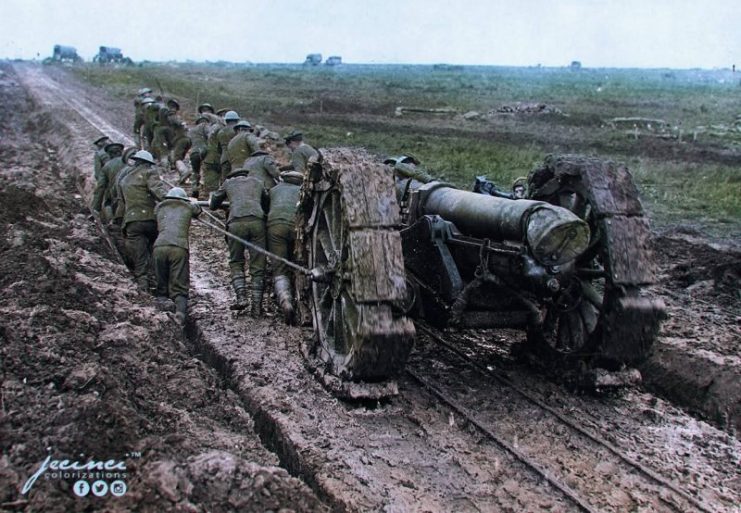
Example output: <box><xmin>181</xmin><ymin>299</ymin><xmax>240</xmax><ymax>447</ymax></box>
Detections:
<box><xmin>296</xmin><ymin>149</ymin><xmax>665</xmax><ymax>393</ymax></box>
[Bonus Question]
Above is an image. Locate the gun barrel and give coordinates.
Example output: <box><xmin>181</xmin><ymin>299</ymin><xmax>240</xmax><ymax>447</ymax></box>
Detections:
<box><xmin>419</xmin><ymin>184</ymin><xmax>590</xmax><ymax>265</ymax></box>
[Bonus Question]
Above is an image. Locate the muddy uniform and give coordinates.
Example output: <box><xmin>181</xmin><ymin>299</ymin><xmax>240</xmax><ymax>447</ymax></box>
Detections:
<box><xmin>153</xmin><ymin>196</ymin><xmax>201</xmax><ymax>321</ymax></box>
<box><xmin>203</xmin><ymin>121</ymin><xmax>236</xmax><ymax>192</ymax></box>
<box><xmin>92</xmin><ymin>156</ymin><xmax>127</xmax><ymax>218</ymax></box>
<box><xmin>151</xmin><ymin>106</ymin><xmax>173</xmax><ymax>162</ymax></box>
<box><xmin>287</xmin><ymin>142</ymin><xmax>319</xmax><ymax>174</ymax></box>
<box><xmin>267</xmin><ymin>181</ymin><xmax>299</xmax><ymax>276</ymax></box>
<box><xmin>244</xmin><ymin>151</ymin><xmax>280</xmax><ymax>190</ymax></box>
<box><xmin>94</xmin><ymin>147</ymin><xmax>110</xmax><ymax>182</ymax></box>
<box><xmin>167</xmin><ymin>112</ymin><xmax>191</xmax><ymax>163</ymax></box>
<box><xmin>216</xmin><ymin>124</ymin><xmax>240</xmax><ymax>182</ymax></box>
<box><xmin>393</xmin><ymin>162</ymin><xmax>433</xmax><ymax>183</ymax></box>
<box><xmin>225</xmin><ymin>131</ymin><xmax>260</xmax><ymax>178</ymax></box>
<box><xmin>210</xmin><ymin>170</ymin><xmax>268</xmax><ymax>315</ymax></box>
<box><xmin>187</xmin><ymin>121</ymin><xmax>210</xmax><ymax>197</ymax></box>
<box><xmin>118</xmin><ymin>162</ymin><xmax>170</xmax><ymax>290</ymax></box>
<box><xmin>143</xmin><ymin>101</ymin><xmax>163</xmax><ymax>152</ymax></box>
<box><xmin>132</xmin><ymin>97</ymin><xmax>151</xmax><ymax>147</ymax></box>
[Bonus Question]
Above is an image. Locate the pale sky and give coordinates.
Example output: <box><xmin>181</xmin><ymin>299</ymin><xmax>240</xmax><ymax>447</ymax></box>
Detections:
<box><xmin>1</xmin><ymin>0</ymin><xmax>739</xmax><ymax>68</ymax></box>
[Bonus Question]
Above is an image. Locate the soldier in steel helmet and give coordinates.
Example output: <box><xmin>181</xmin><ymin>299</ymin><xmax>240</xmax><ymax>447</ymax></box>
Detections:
<box><xmin>209</xmin><ymin>165</ymin><xmax>269</xmax><ymax>315</ymax></box>
<box><xmin>512</xmin><ymin>176</ymin><xmax>528</xmax><ymax>199</ymax></box>
<box><xmin>133</xmin><ymin>87</ymin><xmax>153</xmax><ymax>148</ymax></box>
<box><xmin>93</xmin><ymin>135</ymin><xmax>111</xmax><ymax>181</ymax></box>
<box><xmin>163</xmin><ymin>99</ymin><xmax>193</xmax><ymax>182</ymax></box>
<box><xmin>384</xmin><ymin>155</ymin><xmax>434</xmax><ymax>184</ymax></box>
<box><xmin>281</xmin><ymin>130</ymin><xmax>318</xmax><ymax>174</ymax></box>
<box><xmin>203</xmin><ymin>110</ymin><xmax>239</xmax><ymax>194</ymax></box>
<box><xmin>225</xmin><ymin>120</ymin><xmax>260</xmax><ymax>179</ymax></box>
<box><xmin>117</xmin><ymin>150</ymin><xmax>170</xmax><ymax>291</ymax></box>
<box><xmin>243</xmin><ymin>139</ymin><xmax>281</xmax><ymax>189</ymax></box>
<box><xmin>91</xmin><ymin>142</ymin><xmax>125</xmax><ymax>220</ymax></box>
<box><xmin>267</xmin><ymin>171</ymin><xmax>303</xmax><ymax>324</ymax></box>
<box><xmin>187</xmin><ymin>116</ymin><xmax>210</xmax><ymax>198</ymax></box>
<box><xmin>153</xmin><ymin>187</ymin><xmax>202</xmax><ymax>324</ymax></box>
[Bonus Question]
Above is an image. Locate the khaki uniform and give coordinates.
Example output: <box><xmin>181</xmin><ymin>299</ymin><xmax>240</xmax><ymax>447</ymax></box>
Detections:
<box><xmin>188</xmin><ymin>122</ymin><xmax>210</xmax><ymax>196</ymax></box>
<box><xmin>92</xmin><ymin>156</ymin><xmax>127</xmax><ymax>217</ymax></box>
<box><xmin>210</xmin><ymin>170</ymin><xmax>268</xmax><ymax>314</ymax></box>
<box><xmin>118</xmin><ymin>163</ymin><xmax>170</xmax><ymax>289</ymax></box>
<box><xmin>167</xmin><ymin>111</ymin><xmax>192</xmax><ymax>163</ymax></box>
<box><xmin>267</xmin><ymin>182</ymin><xmax>300</xmax><ymax>277</ymax></box>
<box><xmin>94</xmin><ymin>147</ymin><xmax>110</xmax><ymax>182</ymax></box>
<box><xmin>133</xmin><ymin>96</ymin><xmax>151</xmax><ymax>146</ymax></box>
<box><xmin>203</xmin><ymin>121</ymin><xmax>237</xmax><ymax>192</ymax></box>
<box><xmin>225</xmin><ymin>132</ymin><xmax>260</xmax><ymax>175</ymax></box>
<box><xmin>244</xmin><ymin>151</ymin><xmax>281</xmax><ymax>189</ymax></box>
<box><xmin>143</xmin><ymin>101</ymin><xmax>164</xmax><ymax>151</ymax></box>
<box><xmin>288</xmin><ymin>142</ymin><xmax>318</xmax><ymax>174</ymax></box>
<box><xmin>153</xmin><ymin>198</ymin><xmax>201</xmax><ymax>318</ymax></box>
<box><xmin>394</xmin><ymin>162</ymin><xmax>433</xmax><ymax>183</ymax></box>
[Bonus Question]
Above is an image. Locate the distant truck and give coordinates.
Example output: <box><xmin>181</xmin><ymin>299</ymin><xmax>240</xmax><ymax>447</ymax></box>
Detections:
<box><xmin>93</xmin><ymin>46</ymin><xmax>133</xmax><ymax>65</ymax></box>
<box><xmin>325</xmin><ymin>56</ymin><xmax>342</xmax><ymax>66</ymax></box>
<box><xmin>304</xmin><ymin>53</ymin><xmax>322</xmax><ymax>66</ymax></box>
<box><xmin>51</xmin><ymin>45</ymin><xmax>82</xmax><ymax>63</ymax></box>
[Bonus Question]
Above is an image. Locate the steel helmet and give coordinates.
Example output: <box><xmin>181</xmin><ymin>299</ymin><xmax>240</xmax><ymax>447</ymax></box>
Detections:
<box><xmin>137</xmin><ymin>87</ymin><xmax>152</xmax><ymax>95</ymax></box>
<box><xmin>131</xmin><ymin>150</ymin><xmax>156</xmax><ymax>165</ymax></box>
<box><xmin>197</xmin><ymin>103</ymin><xmax>214</xmax><ymax>113</ymax></box>
<box><xmin>224</xmin><ymin>110</ymin><xmax>239</xmax><ymax>122</ymax></box>
<box><xmin>166</xmin><ymin>187</ymin><xmax>188</xmax><ymax>199</ymax></box>
<box><xmin>141</xmin><ymin>97</ymin><xmax>155</xmax><ymax>105</ymax></box>
<box><xmin>280</xmin><ymin>171</ymin><xmax>304</xmax><ymax>185</ymax></box>
<box><xmin>234</xmin><ymin>120</ymin><xmax>252</xmax><ymax>130</ymax></box>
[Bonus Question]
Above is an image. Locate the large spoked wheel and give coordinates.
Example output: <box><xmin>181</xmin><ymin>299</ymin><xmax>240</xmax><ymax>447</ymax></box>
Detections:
<box><xmin>302</xmin><ymin>148</ymin><xmax>415</xmax><ymax>383</ymax></box>
<box><xmin>310</xmin><ymin>188</ymin><xmax>359</xmax><ymax>372</ymax></box>
<box><xmin>527</xmin><ymin>155</ymin><xmax>665</xmax><ymax>368</ymax></box>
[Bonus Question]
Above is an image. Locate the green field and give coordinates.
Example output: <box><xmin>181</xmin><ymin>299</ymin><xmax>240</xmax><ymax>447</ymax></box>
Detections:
<box><xmin>73</xmin><ymin>62</ymin><xmax>741</xmax><ymax>237</ymax></box>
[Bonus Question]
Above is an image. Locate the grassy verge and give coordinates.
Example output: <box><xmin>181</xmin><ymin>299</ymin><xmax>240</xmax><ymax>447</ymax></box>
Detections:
<box><xmin>71</xmin><ymin>63</ymin><xmax>740</xmax><ymax>237</ymax></box>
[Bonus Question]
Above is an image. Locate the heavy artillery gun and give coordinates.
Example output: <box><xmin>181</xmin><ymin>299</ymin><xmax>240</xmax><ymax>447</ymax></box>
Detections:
<box><xmin>296</xmin><ymin>149</ymin><xmax>665</xmax><ymax>394</ymax></box>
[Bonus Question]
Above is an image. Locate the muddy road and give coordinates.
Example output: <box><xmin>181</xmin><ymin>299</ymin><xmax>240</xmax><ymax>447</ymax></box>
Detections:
<box><xmin>1</xmin><ymin>63</ymin><xmax>740</xmax><ymax>512</ymax></box>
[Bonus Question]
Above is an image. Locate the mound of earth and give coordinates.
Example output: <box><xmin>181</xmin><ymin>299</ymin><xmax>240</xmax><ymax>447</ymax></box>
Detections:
<box><xmin>0</xmin><ymin>63</ymin><xmax>325</xmax><ymax>512</ymax></box>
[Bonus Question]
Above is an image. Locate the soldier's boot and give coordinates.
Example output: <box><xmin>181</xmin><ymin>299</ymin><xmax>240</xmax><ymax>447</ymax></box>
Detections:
<box><xmin>174</xmin><ymin>295</ymin><xmax>188</xmax><ymax>324</ymax></box>
<box><xmin>176</xmin><ymin>160</ymin><xmax>192</xmax><ymax>184</ymax></box>
<box><xmin>135</xmin><ymin>275</ymin><xmax>150</xmax><ymax>292</ymax></box>
<box><xmin>134</xmin><ymin>133</ymin><xmax>142</xmax><ymax>149</ymax></box>
<box><xmin>274</xmin><ymin>275</ymin><xmax>296</xmax><ymax>325</ymax></box>
<box><xmin>230</xmin><ymin>277</ymin><xmax>249</xmax><ymax>311</ymax></box>
<box><xmin>191</xmin><ymin>186</ymin><xmax>200</xmax><ymax>199</ymax></box>
<box><xmin>249</xmin><ymin>280</ymin><xmax>264</xmax><ymax>318</ymax></box>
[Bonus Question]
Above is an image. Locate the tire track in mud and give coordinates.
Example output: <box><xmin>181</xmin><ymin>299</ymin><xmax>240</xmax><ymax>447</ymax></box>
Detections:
<box><xmin>406</xmin><ymin>327</ymin><xmax>740</xmax><ymax>512</ymax></box>
<box><xmin>16</xmin><ymin>63</ymin><xmax>741</xmax><ymax>513</ymax></box>
<box><xmin>16</xmin><ymin>62</ymin><xmax>580</xmax><ymax>512</ymax></box>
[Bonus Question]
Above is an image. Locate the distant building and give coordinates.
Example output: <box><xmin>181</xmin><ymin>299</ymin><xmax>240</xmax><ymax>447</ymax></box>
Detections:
<box><xmin>570</xmin><ymin>60</ymin><xmax>582</xmax><ymax>71</ymax></box>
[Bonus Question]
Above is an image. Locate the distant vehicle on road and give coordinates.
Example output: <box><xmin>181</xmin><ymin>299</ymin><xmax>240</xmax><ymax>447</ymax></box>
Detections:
<box><xmin>51</xmin><ymin>45</ymin><xmax>82</xmax><ymax>63</ymax></box>
<box><xmin>94</xmin><ymin>46</ymin><xmax>133</xmax><ymax>65</ymax></box>
<box><xmin>325</xmin><ymin>56</ymin><xmax>342</xmax><ymax>66</ymax></box>
<box><xmin>304</xmin><ymin>53</ymin><xmax>322</xmax><ymax>66</ymax></box>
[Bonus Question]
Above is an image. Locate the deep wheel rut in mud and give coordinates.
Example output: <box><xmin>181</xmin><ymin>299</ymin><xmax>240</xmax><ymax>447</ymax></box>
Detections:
<box><xmin>3</xmin><ymin>63</ymin><xmax>740</xmax><ymax>512</ymax></box>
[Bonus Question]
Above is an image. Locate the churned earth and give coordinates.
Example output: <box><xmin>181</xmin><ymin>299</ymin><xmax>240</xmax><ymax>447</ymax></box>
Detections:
<box><xmin>0</xmin><ymin>62</ymin><xmax>739</xmax><ymax>512</ymax></box>
<box><xmin>0</xmin><ymin>63</ymin><xmax>325</xmax><ymax>513</ymax></box>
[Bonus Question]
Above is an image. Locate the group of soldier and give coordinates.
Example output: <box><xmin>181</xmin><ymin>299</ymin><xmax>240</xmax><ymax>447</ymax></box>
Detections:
<box><xmin>91</xmin><ymin>86</ymin><xmax>319</xmax><ymax>325</ymax></box>
<box><xmin>90</xmin><ymin>86</ymin><xmax>526</xmax><ymax>327</ymax></box>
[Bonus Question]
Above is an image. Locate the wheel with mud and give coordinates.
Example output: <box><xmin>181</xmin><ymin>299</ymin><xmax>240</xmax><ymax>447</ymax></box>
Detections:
<box><xmin>300</xmin><ymin>148</ymin><xmax>415</xmax><ymax>383</ymax></box>
<box><xmin>526</xmin><ymin>155</ymin><xmax>666</xmax><ymax>368</ymax></box>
